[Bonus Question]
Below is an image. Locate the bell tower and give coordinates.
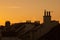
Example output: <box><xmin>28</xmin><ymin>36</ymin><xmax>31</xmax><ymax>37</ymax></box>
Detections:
<box><xmin>43</xmin><ymin>10</ymin><xmax>51</xmax><ymax>23</ymax></box>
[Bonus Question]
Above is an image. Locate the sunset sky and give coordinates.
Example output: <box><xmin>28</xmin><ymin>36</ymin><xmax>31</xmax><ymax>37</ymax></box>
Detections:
<box><xmin>0</xmin><ymin>0</ymin><xmax>60</xmax><ymax>25</ymax></box>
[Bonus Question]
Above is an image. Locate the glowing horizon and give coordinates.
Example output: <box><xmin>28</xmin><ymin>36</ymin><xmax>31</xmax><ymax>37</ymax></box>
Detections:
<box><xmin>0</xmin><ymin>0</ymin><xmax>60</xmax><ymax>25</ymax></box>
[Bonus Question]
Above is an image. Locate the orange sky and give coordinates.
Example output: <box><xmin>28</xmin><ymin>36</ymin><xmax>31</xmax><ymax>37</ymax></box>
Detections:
<box><xmin>0</xmin><ymin>0</ymin><xmax>60</xmax><ymax>25</ymax></box>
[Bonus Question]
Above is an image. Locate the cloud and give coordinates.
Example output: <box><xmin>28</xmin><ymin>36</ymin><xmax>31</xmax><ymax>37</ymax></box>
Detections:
<box><xmin>0</xmin><ymin>6</ymin><xmax>21</xmax><ymax>8</ymax></box>
<box><xmin>7</xmin><ymin>6</ymin><xmax>21</xmax><ymax>8</ymax></box>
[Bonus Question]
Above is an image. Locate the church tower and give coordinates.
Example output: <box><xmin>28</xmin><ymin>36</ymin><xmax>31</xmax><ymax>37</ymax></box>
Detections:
<box><xmin>43</xmin><ymin>10</ymin><xmax>51</xmax><ymax>23</ymax></box>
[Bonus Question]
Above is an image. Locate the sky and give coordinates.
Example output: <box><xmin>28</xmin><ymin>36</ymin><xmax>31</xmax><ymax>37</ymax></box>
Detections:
<box><xmin>0</xmin><ymin>0</ymin><xmax>60</xmax><ymax>25</ymax></box>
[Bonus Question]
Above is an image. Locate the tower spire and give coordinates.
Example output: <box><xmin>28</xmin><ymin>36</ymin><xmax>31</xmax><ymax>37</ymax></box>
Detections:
<box><xmin>49</xmin><ymin>11</ymin><xmax>51</xmax><ymax>16</ymax></box>
<box><xmin>43</xmin><ymin>10</ymin><xmax>51</xmax><ymax>23</ymax></box>
<box><xmin>44</xmin><ymin>10</ymin><xmax>46</xmax><ymax>16</ymax></box>
<box><xmin>47</xmin><ymin>11</ymin><xmax>49</xmax><ymax>16</ymax></box>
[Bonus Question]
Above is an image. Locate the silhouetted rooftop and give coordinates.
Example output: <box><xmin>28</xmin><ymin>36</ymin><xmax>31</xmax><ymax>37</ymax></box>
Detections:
<box><xmin>39</xmin><ymin>24</ymin><xmax>60</xmax><ymax>40</ymax></box>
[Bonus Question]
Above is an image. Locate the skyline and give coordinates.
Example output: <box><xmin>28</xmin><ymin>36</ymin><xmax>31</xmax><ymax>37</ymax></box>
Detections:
<box><xmin>0</xmin><ymin>0</ymin><xmax>60</xmax><ymax>25</ymax></box>
<box><xmin>0</xmin><ymin>9</ymin><xmax>59</xmax><ymax>40</ymax></box>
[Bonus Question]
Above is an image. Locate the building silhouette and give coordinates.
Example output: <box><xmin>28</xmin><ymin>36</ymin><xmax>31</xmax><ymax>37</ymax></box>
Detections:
<box><xmin>0</xmin><ymin>10</ymin><xmax>59</xmax><ymax>40</ymax></box>
<box><xmin>39</xmin><ymin>24</ymin><xmax>60</xmax><ymax>40</ymax></box>
<box><xmin>5</xmin><ymin>21</ymin><xmax>10</xmax><ymax>27</ymax></box>
<box><xmin>43</xmin><ymin>10</ymin><xmax>51</xmax><ymax>23</ymax></box>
